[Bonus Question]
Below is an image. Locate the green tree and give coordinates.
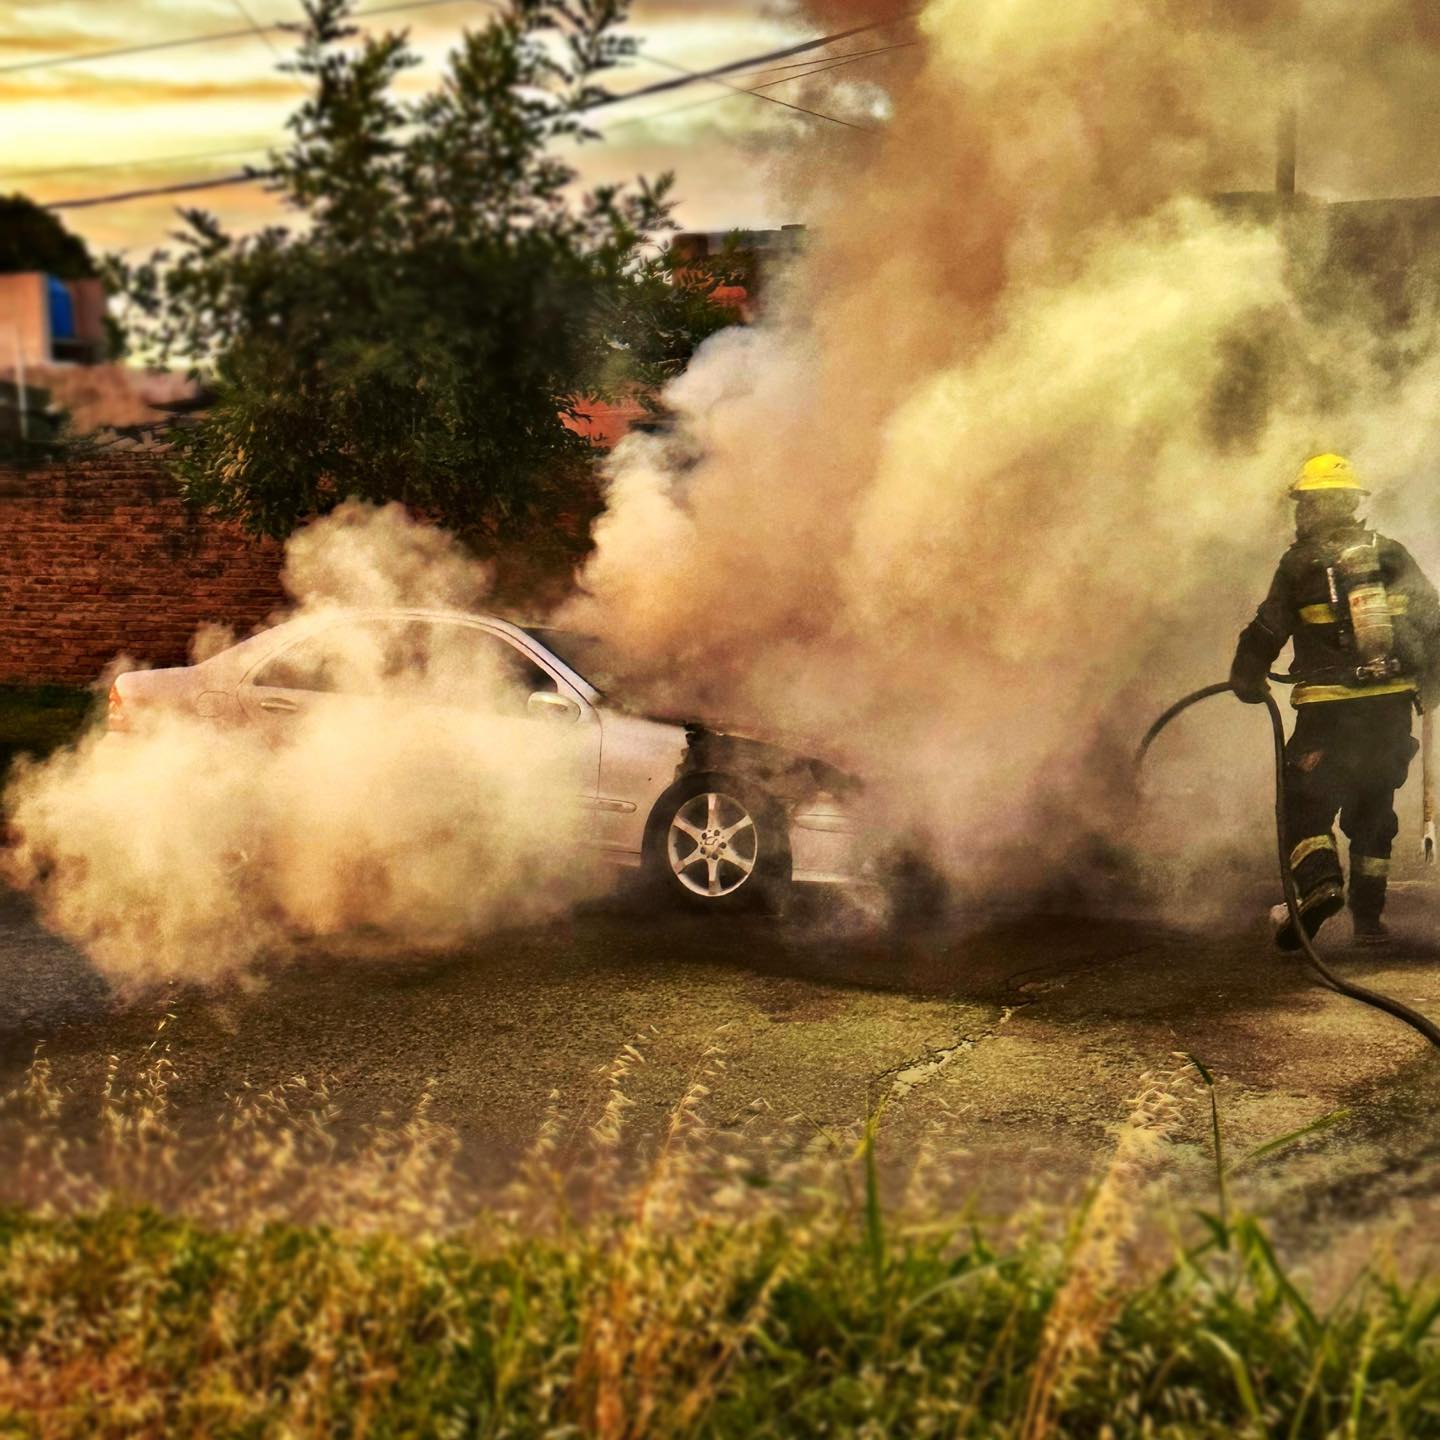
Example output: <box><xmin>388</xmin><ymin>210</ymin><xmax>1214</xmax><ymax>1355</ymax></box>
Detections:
<box><xmin>0</xmin><ymin>194</ymin><xmax>96</xmax><ymax>279</ymax></box>
<box><xmin>115</xmin><ymin>0</ymin><xmax>731</xmax><ymax>541</ymax></box>
<box><xmin>604</xmin><ymin>235</ymin><xmax>749</xmax><ymax>403</ymax></box>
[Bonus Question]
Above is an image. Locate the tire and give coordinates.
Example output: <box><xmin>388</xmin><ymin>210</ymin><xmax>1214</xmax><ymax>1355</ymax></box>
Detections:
<box><xmin>643</xmin><ymin>771</ymin><xmax>791</xmax><ymax>913</ymax></box>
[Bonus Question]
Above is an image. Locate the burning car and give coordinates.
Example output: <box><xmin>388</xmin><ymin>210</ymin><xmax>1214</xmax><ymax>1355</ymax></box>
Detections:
<box><xmin>106</xmin><ymin>609</ymin><xmax>868</xmax><ymax>910</ymax></box>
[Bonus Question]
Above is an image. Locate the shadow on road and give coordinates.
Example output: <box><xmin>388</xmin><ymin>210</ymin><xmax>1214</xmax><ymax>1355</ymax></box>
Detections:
<box><xmin>7</xmin><ymin>871</ymin><xmax>1440</xmax><ymax>1083</ymax></box>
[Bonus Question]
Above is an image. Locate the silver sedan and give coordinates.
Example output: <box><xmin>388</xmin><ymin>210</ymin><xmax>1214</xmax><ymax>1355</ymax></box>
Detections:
<box><xmin>107</xmin><ymin>608</ymin><xmax>869</xmax><ymax>910</ymax></box>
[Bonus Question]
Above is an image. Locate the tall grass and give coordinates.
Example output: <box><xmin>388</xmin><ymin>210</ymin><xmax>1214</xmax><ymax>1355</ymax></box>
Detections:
<box><xmin>0</xmin><ymin>1034</ymin><xmax>1435</xmax><ymax>1437</ymax></box>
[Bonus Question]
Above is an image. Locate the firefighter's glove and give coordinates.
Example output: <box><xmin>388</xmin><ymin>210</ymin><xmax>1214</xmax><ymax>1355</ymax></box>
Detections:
<box><xmin>1229</xmin><ymin>667</ymin><xmax>1271</xmax><ymax>705</ymax></box>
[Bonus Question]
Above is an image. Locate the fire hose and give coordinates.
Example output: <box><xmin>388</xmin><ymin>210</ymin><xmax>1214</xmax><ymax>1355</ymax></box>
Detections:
<box><xmin>1137</xmin><ymin>681</ymin><xmax>1440</xmax><ymax>1054</ymax></box>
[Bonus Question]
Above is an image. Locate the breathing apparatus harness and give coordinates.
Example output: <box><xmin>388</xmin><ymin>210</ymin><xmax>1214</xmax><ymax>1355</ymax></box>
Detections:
<box><xmin>1137</xmin><ymin>536</ymin><xmax>1440</xmax><ymax>1054</ymax></box>
<box><xmin>1328</xmin><ymin>533</ymin><xmax>1405</xmax><ymax>686</ymax></box>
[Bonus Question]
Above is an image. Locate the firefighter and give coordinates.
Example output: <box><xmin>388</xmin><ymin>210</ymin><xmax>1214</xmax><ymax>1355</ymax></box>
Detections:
<box><xmin>1230</xmin><ymin>454</ymin><xmax>1440</xmax><ymax>947</ymax></box>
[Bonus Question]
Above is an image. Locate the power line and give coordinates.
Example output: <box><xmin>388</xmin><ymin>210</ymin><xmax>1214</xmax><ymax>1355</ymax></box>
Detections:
<box><xmin>639</xmin><ymin>53</ymin><xmax>876</xmax><ymax>132</ymax></box>
<box><xmin>25</xmin><ymin>46</ymin><xmax>882</xmax><ymax>190</ymax></box>
<box><xmin>43</xmin><ymin>19</ymin><xmax>914</xmax><ymax>210</ymax></box>
<box><xmin>0</xmin><ymin>0</ymin><xmax>490</xmax><ymax>75</ymax></box>
<box><xmin>44</xmin><ymin>49</ymin><xmax>892</xmax><ymax>209</ymax></box>
<box><xmin>38</xmin><ymin>47</ymin><xmax>885</xmax><ymax>200</ymax></box>
<box><xmin>226</xmin><ymin>0</ymin><xmax>284</xmax><ymax>58</ymax></box>
<box><xmin>49</xmin><ymin>172</ymin><xmax>272</xmax><ymax>211</ymax></box>
<box><xmin>727</xmin><ymin>39</ymin><xmax>918</xmax><ymax>80</ymax></box>
<box><xmin>1</xmin><ymin>41</ymin><xmax>910</xmax><ymax>185</ymax></box>
<box><xmin>5</xmin><ymin>143</ymin><xmax>273</xmax><ymax>184</ymax></box>
<box><xmin>589</xmin><ymin>17</ymin><xmax>912</xmax><ymax>112</ymax></box>
<box><xmin>604</xmin><ymin>48</ymin><xmax>901</xmax><ymax>133</ymax></box>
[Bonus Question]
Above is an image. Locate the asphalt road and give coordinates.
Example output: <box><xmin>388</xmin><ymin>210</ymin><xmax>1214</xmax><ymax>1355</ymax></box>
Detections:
<box><xmin>4</xmin><ymin>878</ymin><xmax>1440</xmax><ymax>1273</ymax></box>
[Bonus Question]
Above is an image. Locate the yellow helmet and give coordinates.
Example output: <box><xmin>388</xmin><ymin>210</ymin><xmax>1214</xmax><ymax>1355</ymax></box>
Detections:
<box><xmin>1290</xmin><ymin>453</ymin><xmax>1369</xmax><ymax>497</ymax></box>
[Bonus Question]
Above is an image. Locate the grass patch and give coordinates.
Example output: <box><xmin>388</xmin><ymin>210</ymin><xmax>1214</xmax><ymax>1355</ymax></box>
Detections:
<box><xmin>1</xmin><ymin>1194</ymin><xmax>1438</xmax><ymax>1437</ymax></box>
<box><xmin>0</xmin><ymin>684</ymin><xmax>95</xmax><ymax>777</ymax></box>
<box><xmin>0</xmin><ymin>1046</ymin><xmax>1434</xmax><ymax>1437</ymax></box>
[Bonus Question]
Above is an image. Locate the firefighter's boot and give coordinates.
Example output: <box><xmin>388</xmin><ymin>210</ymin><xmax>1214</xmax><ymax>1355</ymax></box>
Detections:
<box><xmin>1271</xmin><ymin>896</ymin><xmax>1344</xmax><ymax>950</ymax></box>
<box><xmin>1273</xmin><ymin>834</ymin><xmax>1346</xmax><ymax>950</ymax></box>
<box><xmin>1349</xmin><ymin>854</ymin><xmax>1393</xmax><ymax>946</ymax></box>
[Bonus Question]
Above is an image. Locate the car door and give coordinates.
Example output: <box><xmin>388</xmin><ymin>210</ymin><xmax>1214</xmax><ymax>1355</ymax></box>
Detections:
<box><xmin>238</xmin><ymin>615</ymin><xmax>601</xmax><ymax>804</ymax></box>
<box><xmin>427</xmin><ymin>619</ymin><xmax>603</xmax><ymax>810</ymax></box>
<box><xmin>237</xmin><ymin>617</ymin><xmax>391</xmax><ymax>738</ymax></box>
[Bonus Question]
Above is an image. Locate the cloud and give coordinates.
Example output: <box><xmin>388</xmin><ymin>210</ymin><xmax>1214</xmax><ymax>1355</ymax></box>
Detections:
<box><xmin>0</xmin><ymin>29</ymin><xmax>103</xmax><ymax>57</ymax></box>
<box><xmin>10</xmin><ymin>0</ymin><xmax>805</xmax><ymax>250</ymax></box>
<box><xmin>0</xmin><ymin>72</ymin><xmax>304</xmax><ymax>104</ymax></box>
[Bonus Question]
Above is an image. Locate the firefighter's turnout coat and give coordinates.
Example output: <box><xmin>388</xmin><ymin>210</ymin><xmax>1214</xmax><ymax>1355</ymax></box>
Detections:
<box><xmin>1231</xmin><ymin>522</ymin><xmax>1440</xmax><ymax>924</ymax></box>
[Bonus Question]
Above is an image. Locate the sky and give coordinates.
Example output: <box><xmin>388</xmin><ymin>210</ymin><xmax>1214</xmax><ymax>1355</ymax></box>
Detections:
<box><xmin>2</xmin><ymin>0</ymin><xmax>895</xmax><ymax>258</ymax></box>
<box><xmin>12</xmin><ymin>1</ymin><xmax>1438</xmax><ymax>270</ymax></box>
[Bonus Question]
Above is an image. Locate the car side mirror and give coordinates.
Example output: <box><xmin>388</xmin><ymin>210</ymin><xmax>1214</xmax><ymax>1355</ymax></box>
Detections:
<box><xmin>527</xmin><ymin>690</ymin><xmax>581</xmax><ymax>723</ymax></box>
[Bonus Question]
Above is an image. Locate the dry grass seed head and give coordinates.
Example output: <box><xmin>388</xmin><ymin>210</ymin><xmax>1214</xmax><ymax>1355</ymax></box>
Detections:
<box><xmin>1020</xmin><ymin>1063</ymin><xmax>1190</xmax><ymax>1440</ymax></box>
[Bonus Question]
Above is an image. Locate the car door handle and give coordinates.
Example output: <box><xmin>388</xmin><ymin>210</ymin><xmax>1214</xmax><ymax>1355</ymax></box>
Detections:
<box><xmin>259</xmin><ymin>696</ymin><xmax>300</xmax><ymax>713</ymax></box>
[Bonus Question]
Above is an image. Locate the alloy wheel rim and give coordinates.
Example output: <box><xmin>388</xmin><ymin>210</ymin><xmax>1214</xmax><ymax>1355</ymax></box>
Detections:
<box><xmin>666</xmin><ymin>791</ymin><xmax>758</xmax><ymax>897</ymax></box>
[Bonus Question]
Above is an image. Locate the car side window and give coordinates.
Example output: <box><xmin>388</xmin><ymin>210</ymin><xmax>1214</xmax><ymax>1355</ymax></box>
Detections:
<box><xmin>252</xmin><ymin>620</ymin><xmax>559</xmax><ymax>715</ymax></box>
<box><xmin>415</xmin><ymin>624</ymin><xmax>559</xmax><ymax>714</ymax></box>
<box><xmin>252</xmin><ymin>621</ymin><xmax>394</xmax><ymax>695</ymax></box>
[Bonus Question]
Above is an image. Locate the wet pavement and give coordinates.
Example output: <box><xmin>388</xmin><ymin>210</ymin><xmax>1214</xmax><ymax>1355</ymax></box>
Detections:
<box><xmin>3</xmin><ymin>879</ymin><xmax>1440</xmax><ymax>1271</ymax></box>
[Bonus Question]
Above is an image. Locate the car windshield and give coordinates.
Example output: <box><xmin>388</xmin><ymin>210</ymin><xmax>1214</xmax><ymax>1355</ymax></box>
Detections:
<box><xmin>522</xmin><ymin>626</ymin><xmax>628</xmax><ymax>700</ymax></box>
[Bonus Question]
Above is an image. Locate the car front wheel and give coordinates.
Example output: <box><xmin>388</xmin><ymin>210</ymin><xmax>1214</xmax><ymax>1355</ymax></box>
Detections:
<box><xmin>645</xmin><ymin>773</ymin><xmax>790</xmax><ymax>912</ymax></box>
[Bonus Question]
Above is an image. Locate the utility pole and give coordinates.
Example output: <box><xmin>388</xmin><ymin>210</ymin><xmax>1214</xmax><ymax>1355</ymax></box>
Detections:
<box><xmin>1276</xmin><ymin>98</ymin><xmax>1298</xmax><ymax>196</ymax></box>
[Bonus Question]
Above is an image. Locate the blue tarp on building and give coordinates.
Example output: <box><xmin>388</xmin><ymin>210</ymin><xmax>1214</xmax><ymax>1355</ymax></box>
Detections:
<box><xmin>46</xmin><ymin>275</ymin><xmax>75</xmax><ymax>341</ymax></box>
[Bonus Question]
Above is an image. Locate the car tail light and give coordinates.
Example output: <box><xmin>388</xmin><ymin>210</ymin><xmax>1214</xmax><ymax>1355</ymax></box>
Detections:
<box><xmin>107</xmin><ymin>683</ymin><xmax>129</xmax><ymax>733</ymax></box>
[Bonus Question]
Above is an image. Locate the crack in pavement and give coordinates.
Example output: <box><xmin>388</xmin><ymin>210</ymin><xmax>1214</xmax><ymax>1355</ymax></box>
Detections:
<box><xmin>875</xmin><ymin>1005</ymin><xmax>1018</xmax><ymax>1106</ymax></box>
<box><xmin>884</xmin><ymin>1038</ymin><xmax>974</xmax><ymax>1103</ymax></box>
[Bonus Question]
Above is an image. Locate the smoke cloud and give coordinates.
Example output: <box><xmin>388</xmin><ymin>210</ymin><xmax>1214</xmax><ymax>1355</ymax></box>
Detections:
<box><xmin>3</xmin><ymin>504</ymin><xmax>603</xmax><ymax>992</ymax></box>
<box><xmin>13</xmin><ymin>0</ymin><xmax>1440</xmax><ymax>983</ymax></box>
<box><xmin>565</xmin><ymin>0</ymin><xmax>1440</xmax><ymax>912</ymax></box>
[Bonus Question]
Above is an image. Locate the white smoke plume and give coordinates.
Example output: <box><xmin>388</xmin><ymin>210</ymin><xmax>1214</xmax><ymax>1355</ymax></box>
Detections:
<box><xmin>3</xmin><ymin>504</ymin><xmax>603</xmax><ymax>992</ymax></box>
<box><xmin>12</xmin><ymin>0</ymin><xmax>1440</xmax><ymax>981</ymax></box>
<box><xmin>564</xmin><ymin>0</ymin><xmax>1440</xmax><ymax>914</ymax></box>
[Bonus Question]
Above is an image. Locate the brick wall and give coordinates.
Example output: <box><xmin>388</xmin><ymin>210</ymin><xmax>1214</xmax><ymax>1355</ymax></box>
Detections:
<box><xmin>0</xmin><ymin>457</ymin><xmax>286</xmax><ymax>685</ymax></box>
